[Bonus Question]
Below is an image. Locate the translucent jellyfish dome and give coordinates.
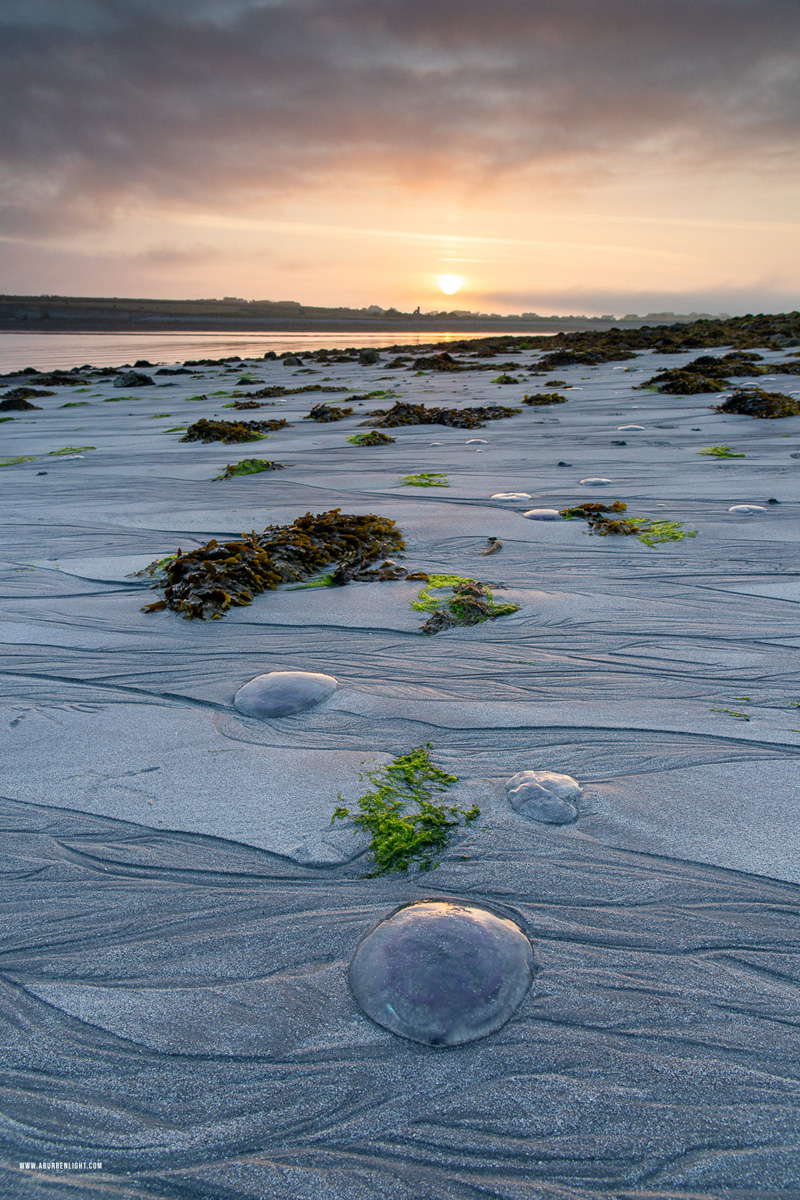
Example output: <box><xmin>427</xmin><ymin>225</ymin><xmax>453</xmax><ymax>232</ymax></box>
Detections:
<box><xmin>349</xmin><ymin>899</ymin><xmax>534</xmax><ymax>1046</ymax></box>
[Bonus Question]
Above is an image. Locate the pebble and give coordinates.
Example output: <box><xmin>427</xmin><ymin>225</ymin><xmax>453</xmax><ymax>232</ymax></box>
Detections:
<box><xmin>233</xmin><ymin>670</ymin><xmax>337</xmax><ymax>718</ymax></box>
<box><xmin>522</xmin><ymin>508</ymin><xmax>562</xmax><ymax>521</ymax></box>
<box><xmin>505</xmin><ymin>769</ymin><xmax>582</xmax><ymax>824</ymax></box>
<box><xmin>349</xmin><ymin>900</ymin><xmax>534</xmax><ymax>1046</ymax></box>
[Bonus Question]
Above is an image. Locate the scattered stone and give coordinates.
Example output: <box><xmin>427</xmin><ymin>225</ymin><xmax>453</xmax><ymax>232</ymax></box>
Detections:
<box><xmin>234</xmin><ymin>670</ymin><xmax>337</xmax><ymax>718</ymax></box>
<box><xmin>522</xmin><ymin>509</ymin><xmax>562</xmax><ymax>520</ymax></box>
<box><xmin>557</xmin><ymin>461</ymin><xmax>572</xmax><ymax>467</ymax></box>
<box><xmin>505</xmin><ymin>769</ymin><xmax>582</xmax><ymax>824</ymax></box>
<box><xmin>348</xmin><ymin>899</ymin><xmax>534</xmax><ymax>1046</ymax></box>
<box><xmin>282</xmin><ymin>355</ymin><xmax>302</xmax><ymax>366</ymax></box>
<box><xmin>358</xmin><ymin>348</ymin><xmax>380</xmax><ymax>365</ymax></box>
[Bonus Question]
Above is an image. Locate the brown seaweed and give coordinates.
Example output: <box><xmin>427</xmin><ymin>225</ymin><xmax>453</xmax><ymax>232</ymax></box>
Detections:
<box><xmin>180</xmin><ymin>417</ymin><xmax>289</xmax><ymax>443</ymax></box>
<box><xmin>142</xmin><ymin>509</ymin><xmax>406</xmax><ymax>619</ymax></box>
<box><xmin>523</xmin><ymin>392</ymin><xmax>567</xmax><ymax>406</ymax></box>
<box><xmin>713</xmin><ymin>389</ymin><xmax>800</xmax><ymax>418</ymax></box>
<box><xmin>305</xmin><ymin>403</ymin><xmax>354</xmax><ymax>422</ymax></box>
<box><xmin>363</xmin><ymin>400</ymin><xmax>521</xmax><ymax>429</ymax></box>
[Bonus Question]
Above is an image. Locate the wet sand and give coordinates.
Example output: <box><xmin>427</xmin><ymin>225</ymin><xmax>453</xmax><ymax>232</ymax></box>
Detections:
<box><xmin>2</xmin><ymin>341</ymin><xmax>799</xmax><ymax>1197</ymax></box>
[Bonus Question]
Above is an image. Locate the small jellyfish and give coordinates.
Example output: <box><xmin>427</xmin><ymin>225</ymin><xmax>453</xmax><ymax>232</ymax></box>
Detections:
<box><xmin>491</xmin><ymin>492</ymin><xmax>532</xmax><ymax>501</ymax></box>
<box><xmin>579</xmin><ymin>478</ymin><xmax>614</xmax><ymax>486</ymax></box>
<box><xmin>234</xmin><ymin>670</ymin><xmax>336</xmax><ymax>718</ymax></box>
<box><xmin>728</xmin><ymin>505</ymin><xmax>767</xmax><ymax>515</ymax></box>
<box><xmin>505</xmin><ymin>769</ymin><xmax>582</xmax><ymax>824</ymax></box>
<box><xmin>522</xmin><ymin>508</ymin><xmax>562</xmax><ymax>521</ymax></box>
<box><xmin>349</xmin><ymin>899</ymin><xmax>534</xmax><ymax>1046</ymax></box>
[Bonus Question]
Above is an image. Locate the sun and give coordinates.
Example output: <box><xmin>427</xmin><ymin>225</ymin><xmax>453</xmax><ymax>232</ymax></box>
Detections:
<box><xmin>437</xmin><ymin>274</ymin><xmax>463</xmax><ymax>296</ymax></box>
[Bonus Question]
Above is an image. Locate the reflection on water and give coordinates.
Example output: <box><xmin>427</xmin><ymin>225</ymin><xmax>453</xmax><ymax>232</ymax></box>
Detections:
<box><xmin>0</xmin><ymin>329</ymin><xmax>555</xmax><ymax>373</ymax></box>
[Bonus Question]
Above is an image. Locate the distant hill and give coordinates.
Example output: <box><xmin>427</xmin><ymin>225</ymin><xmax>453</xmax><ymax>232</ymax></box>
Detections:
<box><xmin>0</xmin><ymin>294</ymin><xmax>715</xmax><ymax>333</ymax></box>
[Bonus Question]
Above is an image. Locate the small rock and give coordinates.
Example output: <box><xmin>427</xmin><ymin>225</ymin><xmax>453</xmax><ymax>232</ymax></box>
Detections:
<box><xmin>557</xmin><ymin>461</ymin><xmax>572</xmax><ymax>467</ymax></box>
<box><xmin>282</xmin><ymin>355</ymin><xmax>302</xmax><ymax>367</ymax></box>
<box><xmin>234</xmin><ymin>670</ymin><xmax>337</xmax><ymax>718</ymax></box>
<box><xmin>358</xmin><ymin>348</ymin><xmax>380</xmax><ymax>365</ymax></box>
<box><xmin>505</xmin><ymin>769</ymin><xmax>582</xmax><ymax>824</ymax></box>
<box><xmin>767</xmin><ymin>498</ymin><xmax>780</xmax><ymax>504</ymax></box>
<box><xmin>790</xmin><ymin>452</ymin><xmax>800</xmax><ymax>459</ymax></box>
<box><xmin>611</xmin><ymin>440</ymin><xmax>627</xmax><ymax>446</ymax></box>
<box><xmin>522</xmin><ymin>508</ymin><xmax>562</xmax><ymax>521</ymax></box>
<box><xmin>114</xmin><ymin>370</ymin><xmax>154</xmax><ymax>388</ymax></box>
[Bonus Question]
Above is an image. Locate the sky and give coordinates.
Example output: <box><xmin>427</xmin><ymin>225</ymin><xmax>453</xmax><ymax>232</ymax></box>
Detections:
<box><xmin>0</xmin><ymin>0</ymin><xmax>798</xmax><ymax>316</ymax></box>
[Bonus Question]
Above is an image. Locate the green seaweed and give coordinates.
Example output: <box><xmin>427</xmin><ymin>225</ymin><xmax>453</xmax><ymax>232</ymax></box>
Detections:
<box><xmin>401</xmin><ymin>472</ymin><xmax>449</xmax><ymax>487</ymax></box>
<box><xmin>491</xmin><ymin>373</ymin><xmax>520</xmax><ymax>384</ymax></box>
<box><xmin>48</xmin><ymin>446</ymin><xmax>96</xmax><ymax>455</ymax></box>
<box><xmin>412</xmin><ymin>574</ymin><xmax>519</xmax><ymax>634</ymax></box>
<box><xmin>347</xmin><ymin>431</ymin><xmax>396</xmax><ymax>446</ymax></box>
<box><xmin>0</xmin><ymin>456</ymin><xmax>35</xmax><ymax>466</ymax></box>
<box><xmin>331</xmin><ymin>743</ymin><xmax>478</xmax><ymax>875</ymax></box>
<box><xmin>710</xmin><ymin>707</ymin><xmax>751</xmax><ymax>721</ymax></box>
<box><xmin>60</xmin><ymin>401</ymin><xmax>90</xmax><ymax>407</ymax></box>
<box><xmin>142</xmin><ymin>508</ymin><xmax>406</xmax><ymax>619</ymax></box>
<box><xmin>637</xmin><ymin>520</ymin><xmax>697</xmax><ymax>547</ymax></box>
<box><xmin>214</xmin><ymin>459</ymin><xmax>286</xmax><ymax>480</ymax></box>
<box><xmin>698</xmin><ymin>446</ymin><xmax>745</xmax><ymax>457</ymax></box>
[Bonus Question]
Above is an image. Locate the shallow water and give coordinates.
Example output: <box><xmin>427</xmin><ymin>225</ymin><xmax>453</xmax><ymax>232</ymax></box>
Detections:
<box><xmin>0</xmin><ymin>328</ymin><xmax>554</xmax><ymax>373</ymax></box>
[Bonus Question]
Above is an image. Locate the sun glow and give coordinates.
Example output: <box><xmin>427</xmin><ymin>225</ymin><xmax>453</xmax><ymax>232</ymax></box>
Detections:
<box><xmin>437</xmin><ymin>274</ymin><xmax>464</xmax><ymax>295</ymax></box>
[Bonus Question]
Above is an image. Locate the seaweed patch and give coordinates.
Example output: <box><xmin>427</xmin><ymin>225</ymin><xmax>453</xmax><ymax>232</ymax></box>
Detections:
<box><xmin>214</xmin><ymin>459</ymin><xmax>286</xmax><ymax>480</ymax></box>
<box><xmin>305</xmin><ymin>403</ymin><xmax>354</xmax><ymax>422</ymax></box>
<box><xmin>331</xmin><ymin>743</ymin><xmax>478</xmax><ymax>875</ymax></box>
<box><xmin>364</xmin><ymin>400</ymin><xmax>521</xmax><ymax>429</ymax></box>
<box><xmin>401</xmin><ymin>472</ymin><xmax>449</xmax><ymax>487</ymax></box>
<box><xmin>714</xmin><ymin>389</ymin><xmax>800</xmax><ymax>418</ymax></box>
<box><xmin>347</xmin><ymin>431</ymin><xmax>396</xmax><ymax>446</ymax></box>
<box><xmin>180</xmin><ymin>417</ymin><xmax>289</xmax><ymax>443</ymax></box>
<box><xmin>142</xmin><ymin>508</ymin><xmax>406</xmax><ymax>619</ymax></box>
<box><xmin>523</xmin><ymin>392</ymin><xmax>567</xmax><ymax>406</ymax></box>
<box><xmin>412</xmin><ymin>574</ymin><xmax>519</xmax><ymax>634</ymax></box>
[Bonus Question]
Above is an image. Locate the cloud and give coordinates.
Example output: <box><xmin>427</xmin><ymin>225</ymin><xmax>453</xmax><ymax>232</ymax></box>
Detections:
<box><xmin>482</xmin><ymin>280</ymin><xmax>800</xmax><ymax>318</ymax></box>
<box><xmin>0</xmin><ymin>0</ymin><xmax>798</xmax><ymax>236</ymax></box>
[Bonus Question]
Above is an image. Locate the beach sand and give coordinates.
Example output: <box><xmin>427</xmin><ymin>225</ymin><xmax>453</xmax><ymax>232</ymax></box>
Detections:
<box><xmin>2</xmin><ymin>341</ymin><xmax>799</xmax><ymax>1197</ymax></box>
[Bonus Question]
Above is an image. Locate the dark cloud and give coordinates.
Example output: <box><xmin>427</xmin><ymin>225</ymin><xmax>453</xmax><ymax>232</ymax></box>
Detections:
<box><xmin>0</xmin><ymin>0</ymin><xmax>798</xmax><ymax>235</ymax></box>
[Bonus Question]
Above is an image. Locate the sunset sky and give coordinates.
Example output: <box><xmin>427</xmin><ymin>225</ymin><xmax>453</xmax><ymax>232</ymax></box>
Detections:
<box><xmin>1</xmin><ymin>0</ymin><xmax>798</xmax><ymax>315</ymax></box>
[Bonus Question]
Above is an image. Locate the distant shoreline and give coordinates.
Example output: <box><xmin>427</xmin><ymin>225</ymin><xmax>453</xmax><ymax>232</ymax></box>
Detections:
<box><xmin>0</xmin><ymin>317</ymin><xmax>671</xmax><ymax>335</ymax></box>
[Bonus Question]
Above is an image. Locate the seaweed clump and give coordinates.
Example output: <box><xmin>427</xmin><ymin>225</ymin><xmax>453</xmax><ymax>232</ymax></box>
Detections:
<box><xmin>331</xmin><ymin>743</ymin><xmax>478</xmax><ymax>875</ymax></box>
<box><xmin>523</xmin><ymin>392</ymin><xmax>567</xmax><ymax>406</ymax></box>
<box><xmin>305</xmin><ymin>403</ymin><xmax>354</xmax><ymax>422</ymax></box>
<box><xmin>364</xmin><ymin>400</ymin><xmax>520</xmax><ymax>429</ymax></box>
<box><xmin>142</xmin><ymin>508</ymin><xmax>406</xmax><ymax>619</ymax></box>
<box><xmin>560</xmin><ymin>501</ymin><xmax>696</xmax><ymax>545</ymax></box>
<box><xmin>181</xmin><ymin>417</ymin><xmax>288</xmax><ymax>443</ymax></box>
<box><xmin>347</xmin><ymin>431</ymin><xmax>396</xmax><ymax>446</ymax></box>
<box><xmin>713</xmin><ymin>389</ymin><xmax>800</xmax><ymax>419</ymax></box>
<box><xmin>214</xmin><ymin>459</ymin><xmax>286</xmax><ymax>480</ymax></box>
<box><xmin>412</xmin><ymin>574</ymin><xmax>519</xmax><ymax>635</ymax></box>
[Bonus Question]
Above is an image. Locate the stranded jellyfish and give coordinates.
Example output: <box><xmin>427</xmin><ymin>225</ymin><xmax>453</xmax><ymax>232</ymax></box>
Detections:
<box><xmin>505</xmin><ymin>769</ymin><xmax>582</xmax><ymax>825</ymax></box>
<box><xmin>349</xmin><ymin>899</ymin><xmax>534</xmax><ymax>1046</ymax></box>
<box><xmin>234</xmin><ymin>670</ymin><xmax>337</xmax><ymax>718</ymax></box>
